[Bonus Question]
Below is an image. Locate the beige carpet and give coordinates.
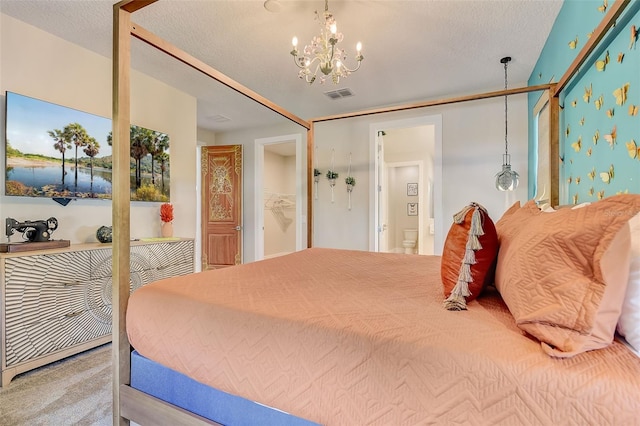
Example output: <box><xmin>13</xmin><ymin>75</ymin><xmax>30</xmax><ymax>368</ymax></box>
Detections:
<box><xmin>0</xmin><ymin>343</ymin><xmax>112</xmax><ymax>426</ymax></box>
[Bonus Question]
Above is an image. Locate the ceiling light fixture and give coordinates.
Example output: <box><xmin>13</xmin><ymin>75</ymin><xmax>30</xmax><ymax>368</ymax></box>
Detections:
<box><xmin>495</xmin><ymin>56</ymin><xmax>519</xmax><ymax>191</ymax></box>
<box><xmin>290</xmin><ymin>0</ymin><xmax>363</xmax><ymax>85</ymax></box>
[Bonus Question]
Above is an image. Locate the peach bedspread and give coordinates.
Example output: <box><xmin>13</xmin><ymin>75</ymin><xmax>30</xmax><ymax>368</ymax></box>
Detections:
<box><xmin>127</xmin><ymin>248</ymin><xmax>640</xmax><ymax>425</ymax></box>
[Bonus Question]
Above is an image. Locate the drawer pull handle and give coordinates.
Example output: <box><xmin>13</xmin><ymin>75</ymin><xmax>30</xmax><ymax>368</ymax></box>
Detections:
<box><xmin>156</xmin><ymin>265</ymin><xmax>169</xmax><ymax>271</ymax></box>
<box><xmin>64</xmin><ymin>311</ymin><xmax>83</xmax><ymax>318</ymax></box>
<box><xmin>64</xmin><ymin>281</ymin><xmax>81</xmax><ymax>287</ymax></box>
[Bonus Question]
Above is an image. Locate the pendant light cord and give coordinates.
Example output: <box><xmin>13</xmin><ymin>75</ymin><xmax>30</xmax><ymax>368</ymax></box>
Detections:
<box><xmin>504</xmin><ymin>59</ymin><xmax>508</xmax><ymax>159</ymax></box>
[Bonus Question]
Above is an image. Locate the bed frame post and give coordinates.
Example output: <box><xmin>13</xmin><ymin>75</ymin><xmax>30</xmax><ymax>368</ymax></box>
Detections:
<box><xmin>548</xmin><ymin>87</ymin><xmax>560</xmax><ymax>208</ymax></box>
<box><xmin>307</xmin><ymin>124</ymin><xmax>314</xmax><ymax>248</ymax></box>
<box><xmin>112</xmin><ymin>3</ymin><xmax>132</xmax><ymax>425</ymax></box>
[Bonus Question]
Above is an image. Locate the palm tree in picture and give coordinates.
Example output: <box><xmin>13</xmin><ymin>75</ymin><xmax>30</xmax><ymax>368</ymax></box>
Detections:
<box><xmin>83</xmin><ymin>137</ymin><xmax>100</xmax><ymax>182</ymax></box>
<box><xmin>48</xmin><ymin>128</ymin><xmax>70</xmax><ymax>185</ymax></box>
<box><xmin>130</xmin><ymin>125</ymin><xmax>151</xmax><ymax>189</ymax></box>
<box><xmin>157</xmin><ymin>151</ymin><xmax>169</xmax><ymax>193</ymax></box>
<box><xmin>144</xmin><ymin>131</ymin><xmax>170</xmax><ymax>186</ymax></box>
<box><xmin>63</xmin><ymin>122</ymin><xmax>90</xmax><ymax>187</ymax></box>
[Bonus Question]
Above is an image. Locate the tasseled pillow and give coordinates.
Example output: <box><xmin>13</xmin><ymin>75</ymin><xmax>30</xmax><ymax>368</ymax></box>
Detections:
<box><xmin>441</xmin><ymin>202</ymin><xmax>499</xmax><ymax>311</ymax></box>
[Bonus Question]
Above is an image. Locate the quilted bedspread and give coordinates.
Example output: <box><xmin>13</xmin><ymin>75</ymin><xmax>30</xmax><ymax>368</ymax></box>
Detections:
<box><xmin>127</xmin><ymin>248</ymin><xmax>640</xmax><ymax>425</ymax></box>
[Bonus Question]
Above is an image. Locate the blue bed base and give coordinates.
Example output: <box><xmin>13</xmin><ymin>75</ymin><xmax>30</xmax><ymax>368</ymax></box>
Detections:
<box><xmin>130</xmin><ymin>350</ymin><xmax>320</xmax><ymax>426</ymax></box>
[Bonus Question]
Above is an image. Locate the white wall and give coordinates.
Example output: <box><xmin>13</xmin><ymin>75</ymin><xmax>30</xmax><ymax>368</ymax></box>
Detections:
<box><xmin>0</xmin><ymin>14</ymin><xmax>198</xmax><ymax>245</ymax></box>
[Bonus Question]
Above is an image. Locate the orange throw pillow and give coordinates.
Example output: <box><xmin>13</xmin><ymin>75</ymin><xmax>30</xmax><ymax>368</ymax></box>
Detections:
<box><xmin>441</xmin><ymin>203</ymin><xmax>499</xmax><ymax>310</ymax></box>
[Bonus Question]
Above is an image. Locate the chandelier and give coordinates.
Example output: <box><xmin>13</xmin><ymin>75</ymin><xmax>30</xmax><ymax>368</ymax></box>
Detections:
<box><xmin>495</xmin><ymin>56</ymin><xmax>519</xmax><ymax>191</ymax></box>
<box><xmin>290</xmin><ymin>0</ymin><xmax>363</xmax><ymax>85</ymax></box>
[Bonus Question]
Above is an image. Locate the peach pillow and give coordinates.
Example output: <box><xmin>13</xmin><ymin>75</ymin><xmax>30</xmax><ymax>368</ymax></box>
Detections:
<box><xmin>495</xmin><ymin>194</ymin><xmax>640</xmax><ymax>357</ymax></box>
<box><xmin>441</xmin><ymin>203</ymin><xmax>498</xmax><ymax>310</ymax></box>
<box><xmin>494</xmin><ymin>201</ymin><xmax>521</xmax><ymax>243</ymax></box>
<box><xmin>616</xmin><ymin>211</ymin><xmax>640</xmax><ymax>355</ymax></box>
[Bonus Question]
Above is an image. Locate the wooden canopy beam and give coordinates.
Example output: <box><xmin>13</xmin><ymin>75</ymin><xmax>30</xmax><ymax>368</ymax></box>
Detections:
<box><xmin>130</xmin><ymin>22</ymin><xmax>311</xmax><ymax>131</ymax></box>
<box><xmin>311</xmin><ymin>83</ymin><xmax>553</xmax><ymax>123</ymax></box>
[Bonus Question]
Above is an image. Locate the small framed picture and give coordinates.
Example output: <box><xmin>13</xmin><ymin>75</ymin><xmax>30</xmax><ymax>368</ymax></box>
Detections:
<box><xmin>407</xmin><ymin>183</ymin><xmax>418</xmax><ymax>196</ymax></box>
<box><xmin>407</xmin><ymin>203</ymin><xmax>418</xmax><ymax>216</ymax></box>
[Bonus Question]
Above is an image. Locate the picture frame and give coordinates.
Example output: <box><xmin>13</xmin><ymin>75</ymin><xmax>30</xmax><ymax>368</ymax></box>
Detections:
<box><xmin>407</xmin><ymin>202</ymin><xmax>418</xmax><ymax>216</ymax></box>
<box><xmin>407</xmin><ymin>182</ymin><xmax>418</xmax><ymax>196</ymax></box>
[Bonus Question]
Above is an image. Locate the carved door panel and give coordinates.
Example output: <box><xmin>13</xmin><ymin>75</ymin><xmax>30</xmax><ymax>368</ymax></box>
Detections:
<box><xmin>201</xmin><ymin>145</ymin><xmax>243</xmax><ymax>269</ymax></box>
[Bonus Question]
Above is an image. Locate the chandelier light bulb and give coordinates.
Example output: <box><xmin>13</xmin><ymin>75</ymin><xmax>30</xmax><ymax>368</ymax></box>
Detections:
<box><xmin>292</xmin><ymin>36</ymin><xmax>298</xmax><ymax>47</ymax></box>
<box><xmin>290</xmin><ymin>0</ymin><xmax>364</xmax><ymax>85</ymax></box>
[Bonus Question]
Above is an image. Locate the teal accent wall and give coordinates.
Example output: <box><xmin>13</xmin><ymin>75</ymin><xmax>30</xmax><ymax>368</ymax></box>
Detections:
<box><xmin>528</xmin><ymin>0</ymin><xmax>640</xmax><ymax>203</ymax></box>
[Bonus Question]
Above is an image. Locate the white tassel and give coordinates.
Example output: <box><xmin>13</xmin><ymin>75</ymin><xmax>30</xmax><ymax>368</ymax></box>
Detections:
<box><xmin>463</xmin><ymin>248</ymin><xmax>476</xmax><ymax>265</ymax></box>
<box><xmin>445</xmin><ymin>201</ymin><xmax>490</xmax><ymax>312</ymax></box>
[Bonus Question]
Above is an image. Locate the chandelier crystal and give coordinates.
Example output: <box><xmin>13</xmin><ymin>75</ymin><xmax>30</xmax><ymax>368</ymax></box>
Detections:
<box><xmin>495</xmin><ymin>56</ymin><xmax>519</xmax><ymax>191</ymax></box>
<box><xmin>291</xmin><ymin>0</ymin><xmax>363</xmax><ymax>85</ymax></box>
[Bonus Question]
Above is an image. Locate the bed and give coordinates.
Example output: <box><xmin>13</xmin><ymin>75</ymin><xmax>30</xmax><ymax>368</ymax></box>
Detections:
<box><xmin>126</xmin><ymin>229</ymin><xmax>640</xmax><ymax>425</ymax></box>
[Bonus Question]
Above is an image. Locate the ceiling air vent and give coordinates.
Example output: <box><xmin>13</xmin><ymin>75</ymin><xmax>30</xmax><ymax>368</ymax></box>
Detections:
<box><xmin>208</xmin><ymin>114</ymin><xmax>231</xmax><ymax>123</ymax></box>
<box><xmin>324</xmin><ymin>88</ymin><xmax>354</xmax><ymax>100</ymax></box>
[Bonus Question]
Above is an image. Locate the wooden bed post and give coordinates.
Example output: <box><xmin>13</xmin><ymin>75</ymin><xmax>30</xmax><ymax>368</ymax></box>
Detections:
<box><xmin>307</xmin><ymin>123</ymin><xmax>314</xmax><ymax>248</ymax></box>
<box><xmin>112</xmin><ymin>2</ymin><xmax>133</xmax><ymax>425</ymax></box>
<box><xmin>549</xmin><ymin>86</ymin><xmax>560</xmax><ymax>207</ymax></box>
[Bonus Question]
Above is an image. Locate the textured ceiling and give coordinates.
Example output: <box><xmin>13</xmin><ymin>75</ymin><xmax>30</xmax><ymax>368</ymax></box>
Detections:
<box><xmin>0</xmin><ymin>0</ymin><xmax>563</xmax><ymax>132</ymax></box>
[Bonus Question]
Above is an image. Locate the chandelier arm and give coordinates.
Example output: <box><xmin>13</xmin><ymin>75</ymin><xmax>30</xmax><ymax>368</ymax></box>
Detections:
<box><xmin>339</xmin><ymin>60</ymin><xmax>363</xmax><ymax>73</ymax></box>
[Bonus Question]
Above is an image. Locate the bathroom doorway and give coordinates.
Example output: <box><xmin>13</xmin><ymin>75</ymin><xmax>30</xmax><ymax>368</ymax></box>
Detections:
<box><xmin>370</xmin><ymin>115</ymin><xmax>442</xmax><ymax>255</ymax></box>
<box><xmin>255</xmin><ymin>134</ymin><xmax>304</xmax><ymax>261</ymax></box>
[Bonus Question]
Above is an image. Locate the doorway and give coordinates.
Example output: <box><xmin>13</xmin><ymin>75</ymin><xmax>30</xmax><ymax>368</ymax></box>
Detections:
<box><xmin>370</xmin><ymin>115</ymin><xmax>443</xmax><ymax>255</ymax></box>
<box><xmin>255</xmin><ymin>134</ymin><xmax>304</xmax><ymax>261</ymax></box>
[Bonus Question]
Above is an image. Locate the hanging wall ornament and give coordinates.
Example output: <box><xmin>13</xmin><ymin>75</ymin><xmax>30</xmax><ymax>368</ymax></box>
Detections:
<box><xmin>326</xmin><ymin>148</ymin><xmax>338</xmax><ymax>203</ymax></box>
<box><xmin>345</xmin><ymin>152</ymin><xmax>355</xmax><ymax>210</ymax></box>
<box><xmin>313</xmin><ymin>145</ymin><xmax>321</xmax><ymax>200</ymax></box>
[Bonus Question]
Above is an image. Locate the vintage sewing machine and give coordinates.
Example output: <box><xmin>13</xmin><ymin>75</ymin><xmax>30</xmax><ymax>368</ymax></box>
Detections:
<box><xmin>5</xmin><ymin>217</ymin><xmax>59</xmax><ymax>243</ymax></box>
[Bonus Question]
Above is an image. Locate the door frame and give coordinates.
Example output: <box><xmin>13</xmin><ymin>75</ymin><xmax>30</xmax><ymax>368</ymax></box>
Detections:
<box><xmin>369</xmin><ymin>114</ymin><xmax>444</xmax><ymax>254</ymax></box>
<box><xmin>254</xmin><ymin>133</ymin><xmax>304</xmax><ymax>261</ymax></box>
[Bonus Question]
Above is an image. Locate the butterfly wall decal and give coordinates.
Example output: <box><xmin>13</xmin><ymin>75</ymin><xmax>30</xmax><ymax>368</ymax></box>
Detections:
<box><xmin>583</xmin><ymin>84</ymin><xmax>592</xmax><ymax>103</ymax></box>
<box><xmin>597</xmin><ymin>190</ymin><xmax>605</xmax><ymax>200</ymax></box>
<box><xmin>629</xmin><ymin>104</ymin><xmax>639</xmax><ymax>116</ymax></box>
<box><xmin>604</xmin><ymin>125</ymin><xmax>617</xmax><ymax>148</ymax></box>
<box><xmin>566</xmin><ymin>124</ymin><xmax>571</xmax><ymax>137</ymax></box>
<box><xmin>631</xmin><ymin>25</ymin><xmax>637</xmax><ymax>50</ymax></box>
<box><xmin>569</xmin><ymin>36</ymin><xmax>578</xmax><ymax>49</ymax></box>
<box><xmin>571</xmin><ymin>99</ymin><xmax>578</xmax><ymax>107</ymax></box>
<box><xmin>598</xmin><ymin>0</ymin><xmax>608</xmax><ymax>13</ymax></box>
<box><xmin>606</xmin><ymin>109</ymin><xmax>614</xmax><ymax>118</ymax></box>
<box><xmin>626</xmin><ymin>140</ymin><xmax>639</xmax><ymax>159</ymax></box>
<box><xmin>572</xmin><ymin>136</ymin><xmax>582</xmax><ymax>152</ymax></box>
<box><xmin>588</xmin><ymin>167</ymin><xmax>596</xmax><ymax>180</ymax></box>
<box><xmin>588</xmin><ymin>187</ymin><xmax>595</xmax><ymax>196</ymax></box>
<box><xmin>573</xmin><ymin>193</ymin><xmax>579</xmax><ymax>204</ymax></box>
<box><xmin>595</xmin><ymin>95</ymin><xmax>604</xmax><ymax>110</ymax></box>
<box><xmin>617</xmin><ymin>52</ymin><xmax>624</xmax><ymax>63</ymax></box>
<box><xmin>587</xmin><ymin>147</ymin><xmax>593</xmax><ymax>157</ymax></box>
<box><xmin>593</xmin><ymin>129</ymin><xmax>600</xmax><ymax>145</ymax></box>
<box><xmin>575</xmin><ymin>176</ymin><xmax>581</xmax><ymax>185</ymax></box>
<box><xmin>600</xmin><ymin>164</ymin><xmax>615</xmax><ymax>184</ymax></box>
<box><xmin>613</xmin><ymin>83</ymin><xmax>629</xmax><ymax>105</ymax></box>
<box><xmin>579</xmin><ymin>116</ymin><xmax>585</xmax><ymax>126</ymax></box>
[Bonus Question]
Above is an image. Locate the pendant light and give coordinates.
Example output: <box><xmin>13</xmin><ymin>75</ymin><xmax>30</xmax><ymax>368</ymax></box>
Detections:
<box><xmin>495</xmin><ymin>56</ymin><xmax>519</xmax><ymax>191</ymax></box>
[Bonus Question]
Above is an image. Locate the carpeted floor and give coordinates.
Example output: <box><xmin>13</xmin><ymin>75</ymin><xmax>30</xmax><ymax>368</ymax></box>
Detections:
<box><xmin>0</xmin><ymin>343</ymin><xmax>112</xmax><ymax>426</ymax></box>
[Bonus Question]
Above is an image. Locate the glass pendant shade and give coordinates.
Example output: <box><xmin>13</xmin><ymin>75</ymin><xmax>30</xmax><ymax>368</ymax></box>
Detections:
<box><xmin>495</xmin><ymin>155</ymin><xmax>519</xmax><ymax>191</ymax></box>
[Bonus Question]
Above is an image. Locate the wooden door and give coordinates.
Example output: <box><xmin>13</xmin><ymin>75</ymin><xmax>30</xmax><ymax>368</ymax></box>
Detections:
<box><xmin>201</xmin><ymin>145</ymin><xmax>242</xmax><ymax>269</ymax></box>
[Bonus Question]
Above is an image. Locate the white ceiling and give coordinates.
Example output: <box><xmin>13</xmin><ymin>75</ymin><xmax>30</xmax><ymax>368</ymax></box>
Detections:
<box><xmin>0</xmin><ymin>0</ymin><xmax>563</xmax><ymax>132</ymax></box>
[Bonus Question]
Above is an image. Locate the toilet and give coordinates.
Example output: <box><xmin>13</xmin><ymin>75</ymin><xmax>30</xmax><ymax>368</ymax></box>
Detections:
<box><xmin>402</xmin><ymin>229</ymin><xmax>418</xmax><ymax>254</ymax></box>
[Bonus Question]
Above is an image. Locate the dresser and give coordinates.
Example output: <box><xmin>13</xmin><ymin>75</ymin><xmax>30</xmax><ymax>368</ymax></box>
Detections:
<box><xmin>0</xmin><ymin>238</ymin><xmax>194</xmax><ymax>386</ymax></box>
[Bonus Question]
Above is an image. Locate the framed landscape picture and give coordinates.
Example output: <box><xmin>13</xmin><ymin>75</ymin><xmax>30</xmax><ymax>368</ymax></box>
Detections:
<box><xmin>4</xmin><ymin>91</ymin><xmax>170</xmax><ymax>202</ymax></box>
